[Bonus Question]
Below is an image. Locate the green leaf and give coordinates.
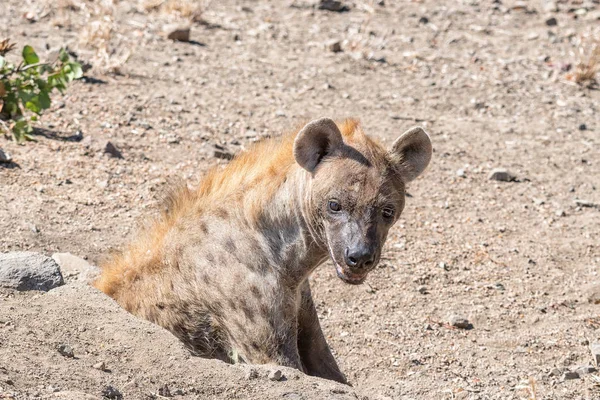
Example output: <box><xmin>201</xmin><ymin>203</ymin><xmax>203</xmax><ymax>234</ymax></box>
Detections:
<box><xmin>59</xmin><ymin>48</ymin><xmax>69</xmax><ymax>63</ymax></box>
<box><xmin>69</xmin><ymin>62</ymin><xmax>83</xmax><ymax>80</ymax></box>
<box><xmin>12</xmin><ymin>119</ymin><xmax>34</xmax><ymax>143</ymax></box>
<box><xmin>0</xmin><ymin>56</ymin><xmax>5</xmax><ymax>69</ymax></box>
<box><xmin>22</xmin><ymin>45</ymin><xmax>40</xmax><ymax>65</ymax></box>
<box><xmin>38</xmin><ymin>91</ymin><xmax>51</xmax><ymax>110</ymax></box>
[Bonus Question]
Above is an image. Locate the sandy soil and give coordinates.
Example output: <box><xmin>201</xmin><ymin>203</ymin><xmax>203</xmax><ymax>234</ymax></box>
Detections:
<box><xmin>1</xmin><ymin>0</ymin><xmax>600</xmax><ymax>399</ymax></box>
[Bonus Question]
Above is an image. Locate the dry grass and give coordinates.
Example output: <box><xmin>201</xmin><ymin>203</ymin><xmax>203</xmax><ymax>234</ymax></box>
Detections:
<box><xmin>567</xmin><ymin>30</ymin><xmax>600</xmax><ymax>85</ymax></box>
<box><xmin>140</xmin><ymin>0</ymin><xmax>204</xmax><ymax>21</ymax></box>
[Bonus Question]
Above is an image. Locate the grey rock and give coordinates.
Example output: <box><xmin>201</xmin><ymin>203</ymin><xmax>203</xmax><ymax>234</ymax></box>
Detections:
<box><xmin>0</xmin><ymin>252</ymin><xmax>64</xmax><ymax>291</ymax></box>
<box><xmin>164</xmin><ymin>25</ymin><xmax>191</xmax><ymax>42</ymax></box>
<box><xmin>318</xmin><ymin>0</ymin><xmax>349</xmax><ymax>12</ymax></box>
<box><xmin>574</xmin><ymin>199</ymin><xmax>599</xmax><ymax>209</ymax></box>
<box><xmin>545</xmin><ymin>17</ymin><xmax>558</xmax><ymax>26</ymax></box>
<box><xmin>0</xmin><ymin>149</ymin><xmax>12</xmax><ymax>163</ymax></box>
<box><xmin>548</xmin><ymin>368</ymin><xmax>562</xmax><ymax>377</ymax></box>
<box><xmin>449</xmin><ymin>315</ymin><xmax>472</xmax><ymax>330</ymax></box>
<box><xmin>579</xmin><ymin>124</ymin><xmax>587</xmax><ymax>131</ymax></box>
<box><xmin>104</xmin><ymin>142</ymin><xmax>123</xmax><ymax>159</ymax></box>
<box><xmin>52</xmin><ymin>253</ymin><xmax>99</xmax><ymax>284</ymax></box>
<box><xmin>591</xmin><ymin>343</ymin><xmax>600</xmax><ymax>365</ymax></box>
<box><xmin>93</xmin><ymin>361</ymin><xmax>106</xmax><ymax>371</ymax></box>
<box><xmin>456</xmin><ymin>169</ymin><xmax>466</xmax><ymax>178</ymax></box>
<box><xmin>158</xmin><ymin>384</ymin><xmax>171</xmax><ymax>397</ymax></box>
<box><xmin>268</xmin><ymin>369</ymin><xmax>283</xmax><ymax>381</ymax></box>
<box><xmin>488</xmin><ymin>168</ymin><xmax>516</xmax><ymax>182</ymax></box>
<box><xmin>562</xmin><ymin>371</ymin><xmax>580</xmax><ymax>380</ymax></box>
<box><xmin>326</xmin><ymin>40</ymin><xmax>342</xmax><ymax>53</ymax></box>
<box><xmin>575</xmin><ymin>365</ymin><xmax>597</xmax><ymax>375</ymax></box>
<box><xmin>417</xmin><ymin>285</ymin><xmax>428</xmax><ymax>294</ymax></box>
<box><xmin>57</xmin><ymin>344</ymin><xmax>75</xmax><ymax>358</ymax></box>
<box><xmin>101</xmin><ymin>385</ymin><xmax>122</xmax><ymax>399</ymax></box>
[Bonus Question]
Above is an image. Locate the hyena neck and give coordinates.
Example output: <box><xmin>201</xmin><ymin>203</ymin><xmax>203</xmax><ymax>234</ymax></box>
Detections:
<box><xmin>260</xmin><ymin>166</ymin><xmax>328</xmax><ymax>286</ymax></box>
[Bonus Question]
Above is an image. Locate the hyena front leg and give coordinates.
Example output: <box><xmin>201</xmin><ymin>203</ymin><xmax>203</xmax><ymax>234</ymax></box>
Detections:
<box><xmin>297</xmin><ymin>281</ymin><xmax>347</xmax><ymax>384</ymax></box>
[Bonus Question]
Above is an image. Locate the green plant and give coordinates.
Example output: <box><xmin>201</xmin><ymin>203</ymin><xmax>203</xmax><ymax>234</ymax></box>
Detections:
<box><xmin>0</xmin><ymin>39</ymin><xmax>82</xmax><ymax>142</ymax></box>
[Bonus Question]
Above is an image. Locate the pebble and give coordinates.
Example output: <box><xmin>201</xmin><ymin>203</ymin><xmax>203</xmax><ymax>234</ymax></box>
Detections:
<box><xmin>555</xmin><ymin>210</ymin><xmax>566</xmax><ymax>217</ymax></box>
<box><xmin>101</xmin><ymin>385</ymin><xmax>122</xmax><ymax>399</ymax></box>
<box><xmin>590</xmin><ymin>343</ymin><xmax>600</xmax><ymax>365</ymax></box>
<box><xmin>164</xmin><ymin>25</ymin><xmax>191</xmax><ymax>42</ymax></box>
<box><xmin>419</xmin><ymin>16</ymin><xmax>429</xmax><ymax>24</ymax></box>
<box><xmin>318</xmin><ymin>0</ymin><xmax>349</xmax><ymax>12</ymax></box>
<box><xmin>57</xmin><ymin>344</ymin><xmax>75</xmax><ymax>358</ymax></box>
<box><xmin>545</xmin><ymin>17</ymin><xmax>558</xmax><ymax>26</ymax></box>
<box><xmin>449</xmin><ymin>315</ymin><xmax>472</xmax><ymax>330</ymax></box>
<box><xmin>417</xmin><ymin>285</ymin><xmax>428</xmax><ymax>294</ymax></box>
<box><xmin>158</xmin><ymin>384</ymin><xmax>171</xmax><ymax>397</ymax></box>
<box><xmin>574</xmin><ymin>199</ymin><xmax>599</xmax><ymax>209</ymax></box>
<box><xmin>456</xmin><ymin>169</ymin><xmax>466</xmax><ymax>178</ymax></box>
<box><xmin>548</xmin><ymin>368</ymin><xmax>562</xmax><ymax>377</ymax></box>
<box><xmin>578</xmin><ymin>124</ymin><xmax>587</xmax><ymax>131</ymax></box>
<box><xmin>0</xmin><ymin>252</ymin><xmax>64</xmax><ymax>291</ymax></box>
<box><xmin>268</xmin><ymin>369</ymin><xmax>283</xmax><ymax>381</ymax></box>
<box><xmin>104</xmin><ymin>142</ymin><xmax>123</xmax><ymax>159</ymax></box>
<box><xmin>245</xmin><ymin>368</ymin><xmax>259</xmax><ymax>380</ymax></box>
<box><xmin>326</xmin><ymin>40</ymin><xmax>342</xmax><ymax>53</ymax></box>
<box><xmin>488</xmin><ymin>168</ymin><xmax>516</xmax><ymax>182</ymax></box>
<box><xmin>0</xmin><ymin>149</ymin><xmax>12</xmax><ymax>163</ymax></box>
<box><xmin>575</xmin><ymin>365</ymin><xmax>597</xmax><ymax>375</ymax></box>
<box><xmin>93</xmin><ymin>361</ymin><xmax>106</xmax><ymax>371</ymax></box>
<box><xmin>563</xmin><ymin>371</ymin><xmax>580</xmax><ymax>380</ymax></box>
<box><xmin>214</xmin><ymin>149</ymin><xmax>234</xmax><ymax>160</ymax></box>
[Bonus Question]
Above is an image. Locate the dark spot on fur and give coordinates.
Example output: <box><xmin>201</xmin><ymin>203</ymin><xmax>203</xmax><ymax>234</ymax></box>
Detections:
<box><xmin>251</xmin><ymin>341</ymin><xmax>260</xmax><ymax>351</ymax></box>
<box><xmin>199</xmin><ymin>222</ymin><xmax>208</xmax><ymax>234</ymax></box>
<box><xmin>228</xmin><ymin>299</ymin><xmax>238</xmax><ymax>311</ymax></box>
<box><xmin>225</xmin><ymin>238</ymin><xmax>236</xmax><ymax>252</ymax></box>
<box><xmin>250</xmin><ymin>285</ymin><xmax>262</xmax><ymax>299</ymax></box>
<box><xmin>206</xmin><ymin>253</ymin><xmax>215</xmax><ymax>263</ymax></box>
<box><xmin>259</xmin><ymin>304</ymin><xmax>269</xmax><ymax>318</ymax></box>
<box><xmin>215</xmin><ymin>208</ymin><xmax>229</xmax><ymax>219</ymax></box>
<box><xmin>202</xmin><ymin>273</ymin><xmax>210</xmax><ymax>284</ymax></box>
<box><xmin>242</xmin><ymin>307</ymin><xmax>255</xmax><ymax>323</ymax></box>
<box><xmin>157</xmin><ymin>303</ymin><xmax>165</xmax><ymax>310</ymax></box>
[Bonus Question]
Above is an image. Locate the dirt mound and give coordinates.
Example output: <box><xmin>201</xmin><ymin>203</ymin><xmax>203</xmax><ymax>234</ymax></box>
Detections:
<box><xmin>0</xmin><ymin>281</ymin><xmax>362</xmax><ymax>400</ymax></box>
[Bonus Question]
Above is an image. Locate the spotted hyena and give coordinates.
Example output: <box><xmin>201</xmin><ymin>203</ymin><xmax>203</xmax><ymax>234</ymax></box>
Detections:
<box><xmin>94</xmin><ymin>118</ymin><xmax>432</xmax><ymax>383</ymax></box>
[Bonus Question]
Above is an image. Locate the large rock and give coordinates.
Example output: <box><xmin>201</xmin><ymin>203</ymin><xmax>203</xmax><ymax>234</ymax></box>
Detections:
<box><xmin>0</xmin><ymin>251</ymin><xmax>64</xmax><ymax>291</ymax></box>
<box><xmin>52</xmin><ymin>252</ymin><xmax>100</xmax><ymax>284</ymax></box>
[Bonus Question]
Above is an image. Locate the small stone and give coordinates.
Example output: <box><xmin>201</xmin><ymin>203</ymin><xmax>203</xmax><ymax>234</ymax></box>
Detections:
<box><xmin>562</xmin><ymin>371</ymin><xmax>580</xmax><ymax>380</ymax></box>
<box><xmin>164</xmin><ymin>25</ymin><xmax>191</xmax><ymax>42</ymax></box>
<box><xmin>57</xmin><ymin>344</ymin><xmax>74</xmax><ymax>358</ymax></box>
<box><xmin>555</xmin><ymin>210</ymin><xmax>566</xmax><ymax>217</ymax></box>
<box><xmin>449</xmin><ymin>315</ymin><xmax>472</xmax><ymax>330</ymax></box>
<box><xmin>456</xmin><ymin>169</ymin><xmax>466</xmax><ymax>178</ymax></box>
<box><xmin>590</xmin><ymin>343</ymin><xmax>600</xmax><ymax>365</ymax></box>
<box><xmin>268</xmin><ymin>369</ymin><xmax>283</xmax><ymax>381</ymax></box>
<box><xmin>575</xmin><ymin>365</ymin><xmax>597</xmax><ymax>375</ymax></box>
<box><xmin>488</xmin><ymin>168</ymin><xmax>516</xmax><ymax>182</ymax></box>
<box><xmin>574</xmin><ymin>199</ymin><xmax>599</xmax><ymax>208</ymax></box>
<box><xmin>0</xmin><ymin>149</ymin><xmax>12</xmax><ymax>163</ymax></box>
<box><xmin>318</xmin><ymin>0</ymin><xmax>349</xmax><ymax>12</ymax></box>
<box><xmin>326</xmin><ymin>40</ymin><xmax>342</xmax><ymax>53</ymax></box>
<box><xmin>548</xmin><ymin>368</ymin><xmax>562</xmax><ymax>377</ymax></box>
<box><xmin>101</xmin><ymin>385</ymin><xmax>122</xmax><ymax>399</ymax></box>
<box><xmin>545</xmin><ymin>17</ymin><xmax>557</xmax><ymax>26</ymax></box>
<box><xmin>104</xmin><ymin>142</ymin><xmax>123</xmax><ymax>158</ymax></box>
<box><xmin>417</xmin><ymin>285</ymin><xmax>428</xmax><ymax>294</ymax></box>
<box><xmin>213</xmin><ymin>149</ymin><xmax>234</xmax><ymax>160</ymax></box>
<box><xmin>245</xmin><ymin>368</ymin><xmax>259</xmax><ymax>380</ymax></box>
<box><xmin>0</xmin><ymin>252</ymin><xmax>64</xmax><ymax>291</ymax></box>
<box><xmin>418</xmin><ymin>16</ymin><xmax>429</xmax><ymax>24</ymax></box>
<box><xmin>578</xmin><ymin>124</ymin><xmax>587</xmax><ymax>131</ymax></box>
<box><xmin>158</xmin><ymin>384</ymin><xmax>172</xmax><ymax>397</ymax></box>
<box><xmin>93</xmin><ymin>361</ymin><xmax>106</xmax><ymax>371</ymax></box>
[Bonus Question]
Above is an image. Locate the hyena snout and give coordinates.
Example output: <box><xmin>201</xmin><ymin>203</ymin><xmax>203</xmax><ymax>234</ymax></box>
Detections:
<box><xmin>344</xmin><ymin>244</ymin><xmax>376</xmax><ymax>270</ymax></box>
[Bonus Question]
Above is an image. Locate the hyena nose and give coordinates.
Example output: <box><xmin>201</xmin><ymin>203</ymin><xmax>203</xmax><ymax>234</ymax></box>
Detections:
<box><xmin>345</xmin><ymin>246</ymin><xmax>375</xmax><ymax>270</ymax></box>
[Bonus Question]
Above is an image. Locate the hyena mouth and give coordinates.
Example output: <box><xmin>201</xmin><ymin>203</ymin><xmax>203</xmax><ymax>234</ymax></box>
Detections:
<box><xmin>334</xmin><ymin>264</ymin><xmax>368</xmax><ymax>285</ymax></box>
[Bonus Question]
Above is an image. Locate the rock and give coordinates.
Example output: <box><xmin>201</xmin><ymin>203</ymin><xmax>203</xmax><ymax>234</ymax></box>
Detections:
<box><xmin>104</xmin><ymin>142</ymin><xmax>123</xmax><ymax>158</ymax></box>
<box><xmin>0</xmin><ymin>252</ymin><xmax>64</xmax><ymax>291</ymax></box>
<box><xmin>52</xmin><ymin>253</ymin><xmax>99</xmax><ymax>283</ymax></box>
<box><xmin>449</xmin><ymin>315</ymin><xmax>472</xmax><ymax>330</ymax></box>
<box><xmin>164</xmin><ymin>25</ymin><xmax>191</xmax><ymax>42</ymax></box>
<box><xmin>0</xmin><ymin>148</ymin><xmax>12</xmax><ymax>163</ymax></box>
<box><xmin>590</xmin><ymin>343</ymin><xmax>600</xmax><ymax>365</ymax></box>
<box><xmin>456</xmin><ymin>169</ymin><xmax>466</xmax><ymax>178</ymax></box>
<box><xmin>418</xmin><ymin>16</ymin><xmax>429</xmax><ymax>24</ymax></box>
<box><xmin>417</xmin><ymin>285</ymin><xmax>428</xmax><ymax>294</ymax></box>
<box><xmin>585</xmin><ymin>284</ymin><xmax>600</xmax><ymax>304</ymax></box>
<box><xmin>93</xmin><ymin>361</ymin><xmax>106</xmax><ymax>371</ymax></box>
<box><xmin>575</xmin><ymin>365</ymin><xmax>597</xmax><ymax>375</ymax></box>
<box><xmin>545</xmin><ymin>17</ymin><xmax>558</xmax><ymax>26</ymax></box>
<box><xmin>101</xmin><ymin>385</ymin><xmax>122</xmax><ymax>399</ymax></box>
<box><xmin>326</xmin><ymin>40</ymin><xmax>342</xmax><ymax>53</ymax></box>
<box><xmin>268</xmin><ymin>369</ymin><xmax>283</xmax><ymax>381</ymax></box>
<box><xmin>574</xmin><ymin>199</ymin><xmax>599</xmax><ymax>209</ymax></box>
<box><xmin>555</xmin><ymin>210</ymin><xmax>566</xmax><ymax>217</ymax></box>
<box><xmin>57</xmin><ymin>344</ymin><xmax>75</xmax><ymax>358</ymax></box>
<box><xmin>158</xmin><ymin>384</ymin><xmax>171</xmax><ymax>397</ymax></box>
<box><xmin>245</xmin><ymin>368</ymin><xmax>259</xmax><ymax>380</ymax></box>
<box><xmin>318</xmin><ymin>0</ymin><xmax>349</xmax><ymax>12</ymax></box>
<box><xmin>214</xmin><ymin>149</ymin><xmax>234</xmax><ymax>160</ymax></box>
<box><xmin>563</xmin><ymin>371</ymin><xmax>580</xmax><ymax>380</ymax></box>
<box><xmin>488</xmin><ymin>168</ymin><xmax>516</xmax><ymax>182</ymax></box>
<box><xmin>579</xmin><ymin>124</ymin><xmax>587</xmax><ymax>131</ymax></box>
<box><xmin>548</xmin><ymin>368</ymin><xmax>562</xmax><ymax>377</ymax></box>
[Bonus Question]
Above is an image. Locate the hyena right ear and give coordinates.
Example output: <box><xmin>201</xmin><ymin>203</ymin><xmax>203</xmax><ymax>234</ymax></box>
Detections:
<box><xmin>293</xmin><ymin>118</ymin><xmax>344</xmax><ymax>172</ymax></box>
<box><xmin>388</xmin><ymin>126</ymin><xmax>432</xmax><ymax>183</ymax></box>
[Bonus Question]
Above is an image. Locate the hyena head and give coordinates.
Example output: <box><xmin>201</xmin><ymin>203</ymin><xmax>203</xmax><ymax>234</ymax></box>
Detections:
<box><xmin>294</xmin><ymin>118</ymin><xmax>432</xmax><ymax>285</ymax></box>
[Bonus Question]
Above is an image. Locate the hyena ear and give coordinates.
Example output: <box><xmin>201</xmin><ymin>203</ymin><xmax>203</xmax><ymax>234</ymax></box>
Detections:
<box><xmin>293</xmin><ymin>118</ymin><xmax>344</xmax><ymax>172</ymax></box>
<box><xmin>388</xmin><ymin>126</ymin><xmax>432</xmax><ymax>182</ymax></box>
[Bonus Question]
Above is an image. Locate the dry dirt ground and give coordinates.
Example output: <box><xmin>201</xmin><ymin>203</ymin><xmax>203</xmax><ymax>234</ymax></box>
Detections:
<box><xmin>1</xmin><ymin>0</ymin><xmax>600</xmax><ymax>399</ymax></box>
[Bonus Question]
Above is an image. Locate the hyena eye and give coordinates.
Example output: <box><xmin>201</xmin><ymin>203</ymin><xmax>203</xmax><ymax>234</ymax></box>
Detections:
<box><xmin>382</xmin><ymin>207</ymin><xmax>395</xmax><ymax>219</ymax></box>
<box><xmin>328</xmin><ymin>200</ymin><xmax>342</xmax><ymax>212</ymax></box>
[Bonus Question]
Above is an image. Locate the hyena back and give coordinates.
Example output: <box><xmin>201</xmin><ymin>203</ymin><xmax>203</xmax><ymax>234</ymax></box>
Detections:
<box><xmin>94</xmin><ymin>118</ymin><xmax>432</xmax><ymax>383</ymax></box>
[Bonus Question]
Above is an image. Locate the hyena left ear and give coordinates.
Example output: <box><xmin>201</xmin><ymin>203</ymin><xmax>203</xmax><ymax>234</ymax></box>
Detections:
<box><xmin>388</xmin><ymin>126</ymin><xmax>432</xmax><ymax>182</ymax></box>
<box><xmin>294</xmin><ymin>118</ymin><xmax>344</xmax><ymax>172</ymax></box>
